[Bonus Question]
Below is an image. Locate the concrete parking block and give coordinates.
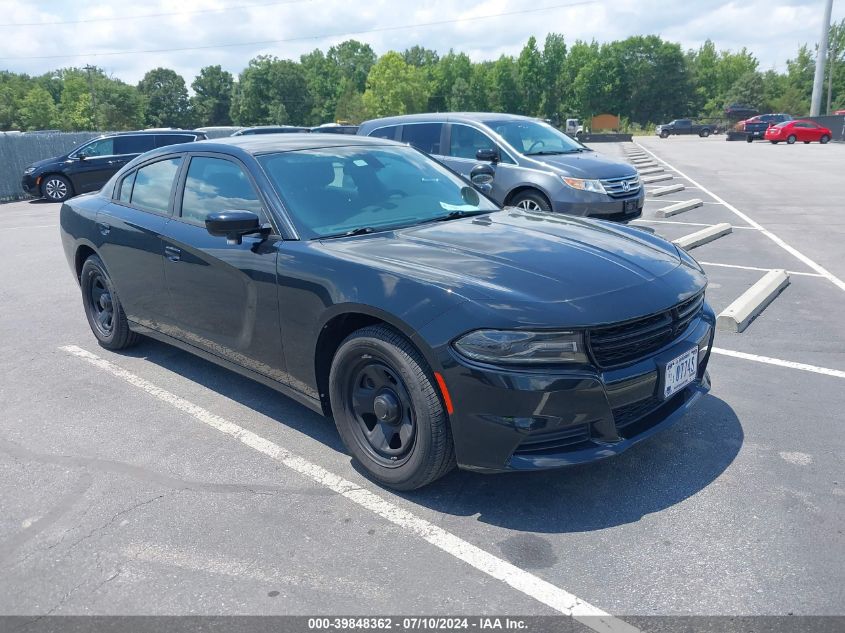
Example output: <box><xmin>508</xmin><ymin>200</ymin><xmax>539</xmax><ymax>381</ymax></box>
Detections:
<box><xmin>716</xmin><ymin>269</ymin><xmax>791</xmax><ymax>333</ymax></box>
<box><xmin>655</xmin><ymin>198</ymin><xmax>703</xmax><ymax>218</ymax></box>
<box><xmin>672</xmin><ymin>222</ymin><xmax>732</xmax><ymax>249</ymax></box>
<box><xmin>642</xmin><ymin>173</ymin><xmax>672</xmax><ymax>183</ymax></box>
<box><xmin>648</xmin><ymin>183</ymin><xmax>685</xmax><ymax>196</ymax></box>
<box><xmin>638</xmin><ymin>167</ymin><xmax>664</xmax><ymax>175</ymax></box>
<box><xmin>632</xmin><ymin>158</ymin><xmax>654</xmax><ymax>164</ymax></box>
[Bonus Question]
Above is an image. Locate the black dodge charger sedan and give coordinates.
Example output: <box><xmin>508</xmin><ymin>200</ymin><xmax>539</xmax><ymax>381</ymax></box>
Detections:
<box><xmin>60</xmin><ymin>134</ymin><xmax>714</xmax><ymax>490</ymax></box>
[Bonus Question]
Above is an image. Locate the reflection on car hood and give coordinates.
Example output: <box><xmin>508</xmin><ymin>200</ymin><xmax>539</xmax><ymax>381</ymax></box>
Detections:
<box><xmin>321</xmin><ymin>209</ymin><xmax>705</xmax><ymax>325</ymax></box>
<box><xmin>26</xmin><ymin>155</ymin><xmax>64</xmax><ymax>172</ymax></box>
<box><xmin>526</xmin><ymin>151</ymin><xmax>638</xmax><ymax>179</ymax></box>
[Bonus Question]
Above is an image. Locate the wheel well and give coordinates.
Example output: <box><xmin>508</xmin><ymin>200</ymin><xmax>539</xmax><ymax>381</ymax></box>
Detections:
<box><xmin>40</xmin><ymin>172</ymin><xmax>73</xmax><ymax>196</ymax></box>
<box><xmin>74</xmin><ymin>245</ymin><xmax>96</xmax><ymax>280</ymax></box>
<box><xmin>505</xmin><ymin>186</ymin><xmax>550</xmax><ymax>208</ymax></box>
<box><xmin>314</xmin><ymin>312</ymin><xmax>386</xmax><ymax>415</ymax></box>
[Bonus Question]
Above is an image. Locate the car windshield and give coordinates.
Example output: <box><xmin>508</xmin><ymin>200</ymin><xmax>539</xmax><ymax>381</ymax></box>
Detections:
<box><xmin>258</xmin><ymin>145</ymin><xmax>499</xmax><ymax>239</ymax></box>
<box><xmin>483</xmin><ymin>119</ymin><xmax>584</xmax><ymax>155</ymax></box>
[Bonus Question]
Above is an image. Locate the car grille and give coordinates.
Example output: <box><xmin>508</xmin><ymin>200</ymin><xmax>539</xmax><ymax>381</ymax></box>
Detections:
<box><xmin>513</xmin><ymin>423</ymin><xmax>592</xmax><ymax>455</ymax></box>
<box><xmin>612</xmin><ymin>396</ymin><xmax>663</xmax><ymax>429</ymax></box>
<box><xmin>601</xmin><ymin>175</ymin><xmax>641</xmax><ymax>199</ymax></box>
<box><xmin>588</xmin><ymin>292</ymin><xmax>705</xmax><ymax>368</ymax></box>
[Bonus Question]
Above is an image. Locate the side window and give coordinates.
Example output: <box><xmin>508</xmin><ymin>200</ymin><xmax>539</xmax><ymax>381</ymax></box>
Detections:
<box><xmin>117</xmin><ymin>171</ymin><xmax>135</xmax><ymax>203</ymax></box>
<box><xmin>449</xmin><ymin>125</ymin><xmax>497</xmax><ymax>160</ymax></box>
<box><xmin>114</xmin><ymin>135</ymin><xmax>156</xmax><ymax>155</ymax></box>
<box><xmin>78</xmin><ymin>137</ymin><xmax>114</xmax><ymax>157</ymax></box>
<box><xmin>130</xmin><ymin>157</ymin><xmax>182</xmax><ymax>214</ymax></box>
<box><xmin>368</xmin><ymin>125</ymin><xmax>399</xmax><ymax>140</ymax></box>
<box><xmin>181</xmin><ymin>156</ymin><xmax>265</xmax><ymax>226</ymax></box>
<box><xmin>156</xmin><ymin>134</ymin><xmax>197</xmax><ymax>148</ymax></box>
<box><xmin>401</xmin><ymin>123</ymin><xmax>443</xmax><ymax>154</ymax></box>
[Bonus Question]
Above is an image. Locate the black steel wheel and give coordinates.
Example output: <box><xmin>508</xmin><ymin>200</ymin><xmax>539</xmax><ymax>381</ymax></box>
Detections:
<box><xmin>329</xmin><ymin>325</ymin><xmax>455</xmax><ymax>490</ymax></box>
<box><xmin>41</xmin><ymin>174</ymin><xmax>72</xmax><ymax>202</ymax></box>
<box><xmin>80</xmin><ymin>255</ymin><xmax>140</xmax><ymax>350</ymax></box>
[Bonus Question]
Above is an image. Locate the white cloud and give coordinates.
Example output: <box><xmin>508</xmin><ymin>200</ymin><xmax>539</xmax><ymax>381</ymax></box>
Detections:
<box><xmin>0</xmin><ymin>0</ymin><xmax>842</xmax><ymax>84</ymax></box>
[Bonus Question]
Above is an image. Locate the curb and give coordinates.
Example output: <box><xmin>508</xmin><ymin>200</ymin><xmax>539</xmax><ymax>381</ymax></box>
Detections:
<box><xmin>638</xmin><ymin>167</ymin><xmax>664</xmax><ymax>175</ymax></box>
<box><xmin>672</xmin><ymin>223</ymin><xmax>732</xmax><ymax>249</ymax></box>
<box><xmin>655</xmin><ymin>198</ymin><xmax>703</xmax><ymax>218</ymax></box>
<box><xmin>716</xmin><ymin>269</ymin><xmax>790</xmax><ymax>333</ymax></box>
<box><xmin>642</xmin><ymin>173</ymin><xmax>672</xmax><ymax>184</ymax></box>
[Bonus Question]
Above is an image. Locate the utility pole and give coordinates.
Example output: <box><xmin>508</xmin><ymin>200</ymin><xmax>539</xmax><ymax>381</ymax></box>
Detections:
<box><xmin>83</xmin><ymin>64</ymin><xmax>99</xmax><ymax>130</ymax></box>
<box><xmin>810</xmin><ymin>0</ymin><xmax>834</xmax><ymax>116</ymax></box>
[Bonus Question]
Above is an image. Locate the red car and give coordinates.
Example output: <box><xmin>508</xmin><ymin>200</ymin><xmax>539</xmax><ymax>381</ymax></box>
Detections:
<box><xmin>765</xmin><ymin>120</ymin><xmax>832</xmax><ymax>144</ymax></box>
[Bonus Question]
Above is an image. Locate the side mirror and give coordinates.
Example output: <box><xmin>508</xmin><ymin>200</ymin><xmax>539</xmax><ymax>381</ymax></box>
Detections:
<box><xmin>77</xmin><ymin>152</ymin><xmax>87</xmax><ymax>161</ymax></box>
<box><xmin>205</xmin><ymin>210</ymin><xmax>264</xmax><ymax>245</ymax></box>
<box><xmin>475</xmin><ymin>148</ymin><xmax>499</xmax><ymax>163</ymax></box>
<box><xmin>470</xmin><ymin>163</ymin><xmax>495</xmax><ymax>194</ymax></box>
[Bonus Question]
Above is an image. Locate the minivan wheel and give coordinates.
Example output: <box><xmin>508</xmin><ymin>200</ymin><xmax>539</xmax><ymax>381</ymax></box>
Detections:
<box><xmin>80</xmin><ymin>255</ymin><xmax>140</xmax><ymax>350</ymax></box>
<box><xmin>329</xmin><ymin>325</ymin><xmax>455</xmax><ymax>490</ymax></box>
<box><xmin>787</xmin><ymin>135</ymin><xmax>797</xmax><ymax>145</ymax></box>
<box><xmin>42</xmin><ymin>174</ymin><xmax>72</xmax><ymax>202</ymax></box>
<box><xmin>511</xmin><ymin>190</ymin><xmax>551</xmax><ymax>212</ymax></box>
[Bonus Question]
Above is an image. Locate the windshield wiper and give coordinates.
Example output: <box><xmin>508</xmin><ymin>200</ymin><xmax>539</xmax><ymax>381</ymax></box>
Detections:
<box><xmin>524</xmin><ymin>150</ymin><xmax>569</xmax><ymax>156</ymax></box>
<box><xmin>319</xmin><ymin>226</ymin><xmax>377</xmax><ymax>240</ymax></box>
<box><xmin>430</xmin><ymin>210</ymin><xmax>493</xmax><ymax>222</ymax></box>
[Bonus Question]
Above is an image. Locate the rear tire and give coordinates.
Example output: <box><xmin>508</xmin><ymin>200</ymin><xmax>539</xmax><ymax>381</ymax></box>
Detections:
<box><xmin>510</xmin><ymin>190</ymin><xmax>552</xmax><ymax>212</ymax></box>
<box><xmin>787</xmin><ymin>135</ymin><xmax>797</xmax><ymax>145</ymax></box>
<box><xmin>770</xmin><ymin>141</ymin><xmax>779</xmax><ymax>144</ymax></box>
<box><xmin>660</xmin><ymin>131</ymin><xmax>669</xmax><ymax>139</ymax></box>
<box><xmin>746</xmin><ymin>136</ymin><xmax>754</xmax><ymax>143</ymax></box>
<box><xmin>41</xmin><ymin>174</ymin><xmax>72</xmax><ymax>202</ymax></box>
<box><xmin>820</xmin><ymin>135</ymin><xmax>830</xmax><ymax>144</ymax></box>
<box><xmin>80</xmin><ymin>255</ymin><xmax>140</xmax><ymax>350</ymax></box>
<box><xmin>699</xmin><ymin>129</ymin><xmax>711</xmax><ymax>138</ymax></box>
<box><xmin>329</xmin><ymin>325</ymin><xmax>455</xmax><ymax>490</ymax></box>
<box><xmin>803</xmin><ymin>141</ymin><xmax>810</xmax><ymax>144</ymax></box>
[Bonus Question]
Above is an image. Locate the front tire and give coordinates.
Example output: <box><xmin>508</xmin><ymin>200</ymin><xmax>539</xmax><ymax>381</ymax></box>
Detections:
<box><xmin>80</xmin><ymin>255</ymin><xmax>140</xmax><ymax>350</ymax></box>
<box><xmin>511</xmin><ymin>190</ymin><xmax>552</xmax><ymax>212</ymax></box>
<box><xmin>660</xmin><ymin>130</ymin><xmax>669</xmax><ymax>139</ymax></box>
<box><xmin>770</xmin><ymin>140</ymin><xmax>779</xmax><ymax>144</ymax></box>
<box><xmin>787</xmin><ymin>135</ymin><xmax>797</xmax><ymax>145</ymax></box>
<box><xmin>746</xmin><ymin>136</ymin><xmax>754</xmax><ymax>143</ymax></box>
<box><xmin>41</xmin><ymin>174</ymin><xmax>72</xmax><ymax>202</ymax></box>
<box><xmin>820</xmin><ymin>135</ymin><xmax>830</xmax><ymax>144</ymax></box>
<box><xmin>700</xmin><ymin>129</ymin><xmax>711</xmax><ymax>138</ymax></box>
<box><xmin>329</xmin><ymin>325</ymin><xmax>455</xmax><ymax>490</ymax></box>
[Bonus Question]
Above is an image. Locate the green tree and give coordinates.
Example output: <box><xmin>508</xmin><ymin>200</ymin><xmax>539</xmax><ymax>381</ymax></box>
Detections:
<box><xmin>517</xmin><ymin>36</ymin><xmax>544</xmax><ymax>116</ymax></box>
<box><xmin>362</xmin><ymin>52</ymin><xmax>429</xmax><ymax>117</ymax></box>
<box><xmin>541</xmin><ymin>33</ymin><xmax>567</xmax><ymax>121</ymax></box>
<box><xmin>18</xmin><ymin>85</ymin><xmax>58</xmax><ymax>130</ymax></box>
<box><xmin>724</xmin><ymin>70</ymin><xmax>765</xmax><ymax>110</ymax></box>
<box><xmin>488</xmin><ymin>55</ymin><xmax>520</xmax><ymax>113</ymax></box>
<box><xmin>138</xmin><ymin>68</ymin><xmax>191</xmax><ymax>127</ymax></box>
<box><xmin>230</xmin><ymin>56</ymin><xmax>311</xmax><ymax>126</ymax></box>
<box><xmin>430</xmin><ymin>51</ymin><xmax>473</xmax><ymax>111</ymax></box>
<box><xmin>191</xmin><ymin>65</ymin><xmax>234</xmax><ymax>126</ymax></box>
<box><xmin>301</xmin><ymin>48</ymin><xmax>339</xmax><ymax>124</ymax></box>
<box><xmin>328</xmin><ymin>40</ymin><xmax>377</xmax><ymax>93</ymax></box>
<box><xmin>334</xmin><ymin>79</ymin><xmax>368</xmax><ymax>123</ymax></box>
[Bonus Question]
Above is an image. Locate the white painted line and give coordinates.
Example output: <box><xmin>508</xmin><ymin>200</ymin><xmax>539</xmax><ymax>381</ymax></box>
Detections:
<box><xmin>673</xmin><ymin>223</ymin><xmax>732</xmax><ymax>249</ymax></box>
<box><xmin>644</xmin><ymin>199</ymin><xmax>722</xmax><ymax>205</ymax></box>
<box><xmin>638</xmin><ymin>167</ymin><xmax>664</xmax><ymax>176</ymax></box>
<box><xmin>0</xmin><ymin>224</ymin><xmax>55</xmax><ymax>231</ymax></box>
<box><xmin>641</xmin><ymin>173</ymin><xmax>672</xmax><ymax>184</ymax></box>
<box><xmin>698</xmin><ymin>261</ymin><xmax>823</xmax><ymax>277</ymax></box>
<box><xmin>648</xmin><ymin>183</ymin><xmax>685</xmax><ymax>197</ymax></box>
<box><xmin>59</xmin><ymin>344</ymin><xmax>638</xmax><ymax>633</ymax></box>
<box><xmin>634</xmin><ymin>142</ymin><xmax>845</xmax><ymax>293</ymax></box>
<box><xmin>716</xmin><ymin>269</ymin><xmax>790</xmax><ymax>332</ymax></box>
<box><xmin>655</xmin><ymin>199</ymin><xmax>703</xmax><ymax>218</ymax></box>
<box><xmin>711</xmin><ymin>348</ymin><xmax>845</xmax><ymax>379</ymax></box>
<box><xmin>634</xmin><ymin>219</ymin><xmax>757</xmax><ymax>231</ymax></box>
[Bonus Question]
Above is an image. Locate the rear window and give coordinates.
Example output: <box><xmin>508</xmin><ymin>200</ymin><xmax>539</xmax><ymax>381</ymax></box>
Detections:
<box><xmin>130</xmin><ymin>157</ymin><xmax>182</xmax><ymax>214</ymax></box>
<box><xmin>368</xmin><ymin>125</ymin><xmax>399</xmax><ymax>140</ymax></box>
<box><xmin>114</xmin><ymin>135</ymin><xmax>156</xmax><ymax>155</ymax></box>
<box><xmin>401</xmin><ymin>123</ymin><xmax>443</xmax><ymax>154</ymax></box>
<box><xmin>155</xmin><ymin>134</ymin><xmax>197</xmax><ymax>148</ymax></box>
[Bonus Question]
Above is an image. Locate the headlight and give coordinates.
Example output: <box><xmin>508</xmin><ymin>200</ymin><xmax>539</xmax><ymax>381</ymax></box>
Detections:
<box><xmin>676</xmin><ymin>245</ymin><xmax>705</xmax><ymax>273</ymax></box>
<box><xmin>23</xmin><ymin>166</ymin><xmax>35</xmax><ymax>175</ymax></box>
<box><xmin>562</xmin><ymin>176</ymin><xmax>606</xmax><ymax>194</ymax></box>
<box><xmin>453</xmin><ymin>329</ymin><xmax>587</xmax><ymax>364</ymax></box>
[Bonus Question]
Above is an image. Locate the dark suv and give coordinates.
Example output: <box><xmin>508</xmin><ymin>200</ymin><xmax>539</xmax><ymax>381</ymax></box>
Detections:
<box><xmin>21</xmin><ymin>130</ymin><xmax>207</xmax><ymax>202</ymax></box>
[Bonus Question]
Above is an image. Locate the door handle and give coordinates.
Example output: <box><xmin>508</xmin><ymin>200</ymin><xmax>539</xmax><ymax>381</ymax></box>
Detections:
<box><xmin>164</xmin><ymin>245</ymin><xmax>181</xmax><ymax>262</ymax></box>
<box><xmin>96</xmin><ymin>222</ymin><xmax>110</xmax><ymax>236</ymax></box>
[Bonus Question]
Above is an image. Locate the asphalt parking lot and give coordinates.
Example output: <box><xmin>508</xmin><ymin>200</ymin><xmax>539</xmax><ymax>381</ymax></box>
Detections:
<box><xmin>1</xmin><ymin>137</ymin><xmax>843</xmax><ymax>627</ymax></box>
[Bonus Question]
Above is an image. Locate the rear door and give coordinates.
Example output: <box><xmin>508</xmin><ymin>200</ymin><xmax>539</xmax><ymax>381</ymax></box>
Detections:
<box><xmin>161</xmin><ymin>153</ymin><xmax>286</xmax><ymax>379</ymax></box>
<box><xmin>400</xmin><ymin>123</ymin><xmax>446</xmax><ymax>158</ymax></box>
<box><xmin>110</xmin><ymin>134</ymin><xmax>156</xmax><ymax>173</ymax></box>
<box><xmin>94</xmin><ymin>154</ymin><xmax>183</xmax><ymax>329</ymax></box>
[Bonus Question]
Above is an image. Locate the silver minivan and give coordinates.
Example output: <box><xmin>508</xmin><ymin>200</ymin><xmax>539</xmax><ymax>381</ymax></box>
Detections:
<box><xmin>357</xmin><ymin>113</ymin><xmax>643</xmax><ymax>221</ymax></box>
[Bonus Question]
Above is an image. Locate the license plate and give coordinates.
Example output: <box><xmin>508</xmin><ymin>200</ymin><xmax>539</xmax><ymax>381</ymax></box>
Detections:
<box><xmin>663</xmin><ymin>348</ymin><xmax>698</xmax><ymax>399</ymax></box>
<box><xmin>623</xmin><ymin>199</ymin><xmax>638</xmax><ymax>213</ymax></box>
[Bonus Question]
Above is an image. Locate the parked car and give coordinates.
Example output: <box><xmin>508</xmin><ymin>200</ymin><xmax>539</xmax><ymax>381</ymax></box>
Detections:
<box><xmin>565</xmin><ymin>118</ymin><xmax>584</xmax><ymax>138</ymax></box>
<box><xmin>60</xmin><ymin>134</ymin><xmax>713</xmax><ymax>490</ymax></box>
<box><xmin>764</xmin><ymin>120</ymin><xmax>833</xmax><ymax>144</ymax></box>
<box><xmin>724</xmin><ymin>103</ymin><xmax>758</xmax><ymax>119</ymax></box>
<box><xmin>739</xmin><ymin>113</ymin><xmax>792</xmax><ymax>142</ymax></box>
<box><xmin>311</xmin><ymin>123</ymin><xmax>360</xmax><ymax>135</ymax></box>
<box><xmin>21</xmin><ymin>130</ymin><xmax>207</xmax><ymax>202</ymax></box>
<box><xmin>231</xmin><ymin>126</ymin><xmax>311</xmax><ymax>136</ymax></box>
<box><xmin>358</xmin><ymin>113</ymin><xmax>643</xmax><ymax>221</ymax></box>
<box><xmin>834</xmin><ymin>109</ymin><xmax>845</xmax><ymax>116</ymax></box>
<box><xmin>655</xmin><ymin>119</ymin><xmax>714</xmax><ymax>138</ymax></box>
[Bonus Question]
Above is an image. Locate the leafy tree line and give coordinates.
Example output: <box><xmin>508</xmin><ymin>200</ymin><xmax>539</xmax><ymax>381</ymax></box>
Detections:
<box><xmin>2</xmin><ymin>24</ymin><xmax>844</xmax><ymax>132</ymax></box>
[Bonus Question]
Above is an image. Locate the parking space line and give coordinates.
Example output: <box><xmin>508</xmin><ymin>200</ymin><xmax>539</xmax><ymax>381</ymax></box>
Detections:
<box><xmin>1</xmin><ymin>224</ymin><xmax>56</xmax><ymax>230</ymax></box>
<box><xmin>711</xmin><ymin>347</ymin><xmax>845</xmax><ymax>379</ymax></box>
<box><xmin>58</xmin><ymin>344</ymin><xmax>638</xmax><ymax>633</ymax></box>
<box><xmin>634</xmin><ymin>219</ymin><xmax>756</xmax><ymax>231</ymax></box>
<box><xmin>635</xmin><ymin>143</ymin><xmax>845</xmax><ymax>293</ymax></box>
<box><xmin>699</xmin><ymin>261</ymin><xmax>824</xmax><ymax>278</ymax></box>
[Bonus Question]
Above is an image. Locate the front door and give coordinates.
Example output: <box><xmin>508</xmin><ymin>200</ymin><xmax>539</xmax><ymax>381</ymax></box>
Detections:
<box><xmin>443</xmin><ymin>124</ymin><xmax>512</xmax><ymax>205</ymax></box>
<box><xmin>161</xmin><ymin>154</ymin><xmax>286</xmax><ymax>382</ymax></box>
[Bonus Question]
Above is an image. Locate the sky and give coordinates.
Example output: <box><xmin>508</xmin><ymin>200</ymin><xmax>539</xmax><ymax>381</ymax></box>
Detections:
<box><xmin>0</xmin><ymin>0</ymin><xmax>842</xmax><ymax>85</ymax></box>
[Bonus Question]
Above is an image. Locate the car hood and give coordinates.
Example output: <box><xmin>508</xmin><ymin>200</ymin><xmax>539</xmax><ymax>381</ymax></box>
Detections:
<box><xmin>26</xmin><ymin>155</ymin><xmax>65</xmax><ymax>172</ymax></box>
<box><xmin>525</xmin><ymin>151</ymin><xmax>637</xmax><ymax>179</ymax></box>
<box><xmin>320</xmin><ymin>210</ymin><xmax>705</xmax><ymax>326</ymax></box>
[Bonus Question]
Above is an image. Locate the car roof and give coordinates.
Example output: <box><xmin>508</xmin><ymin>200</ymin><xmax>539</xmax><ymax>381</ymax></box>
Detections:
<box><xmin>359</xmin><ymin>112</ymin><xmax>538</xmax><ymax>128</ymax></box>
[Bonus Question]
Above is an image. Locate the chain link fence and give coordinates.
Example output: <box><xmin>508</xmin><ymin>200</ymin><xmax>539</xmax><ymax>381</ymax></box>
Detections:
<box><xmin>0</xmin><ymin>132</ymin><xmax>103</xmax><ymax>202</ymax></box>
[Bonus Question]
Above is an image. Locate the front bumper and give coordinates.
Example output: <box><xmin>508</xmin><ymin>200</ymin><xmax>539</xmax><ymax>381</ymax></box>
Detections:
<box><xmin>21</xmin><ymin>173</ymin><xmax>39</xmax><ymax>195</ymax></box>
<box><xmin>552</xmin><ymin>191</ymin><xmax>644</xmax><ymax>222</ymax></box>
<box><xmin>437</xmin><ymin>307</ymin><xmax>715</xmax><ymax>473</ymax></box>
